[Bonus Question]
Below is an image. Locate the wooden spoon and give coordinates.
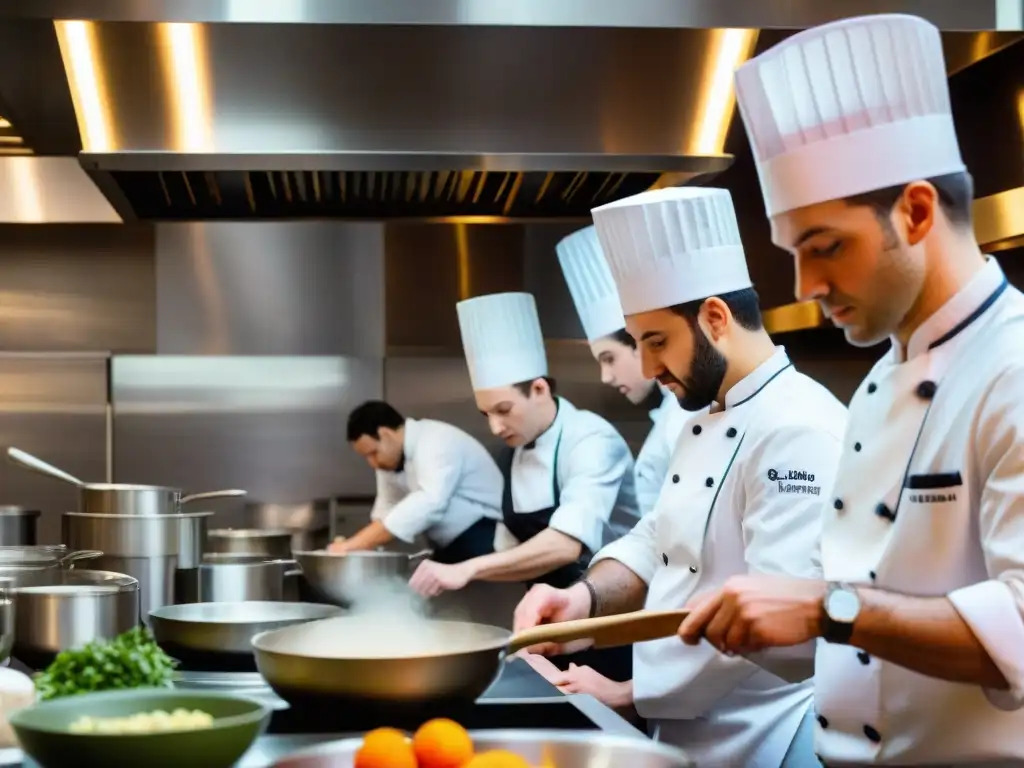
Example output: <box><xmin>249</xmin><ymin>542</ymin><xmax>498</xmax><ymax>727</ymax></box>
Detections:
<box><xmin>506</xmin><ymin>609</ymin><xmax>689</xmax><ymax>654</ymax></box>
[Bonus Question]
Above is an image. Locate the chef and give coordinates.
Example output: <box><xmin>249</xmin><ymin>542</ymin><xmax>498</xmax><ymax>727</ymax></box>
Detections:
<box><xmin>678</xmin><ymin>13</ymin><xmax>1024</xmax><ymax>767</ymax></box>
<box><xmin>556</xmin><ymin>224</ymin><xmax>687</xmax><ymax>517</ymax></box>
<box><xmin>409</xmin><ymin>291</ymin><xmax>640</xmax><ymax>682</ymax></box>
<box><xmin>512</xmin><ymin>186</ymin><xmax>848</xmax><ymax>765</ymax></box>
<box><xmin>328</xmin><ymin>400</ymin><xmax>503</xmax><ymax>564</ymax></box>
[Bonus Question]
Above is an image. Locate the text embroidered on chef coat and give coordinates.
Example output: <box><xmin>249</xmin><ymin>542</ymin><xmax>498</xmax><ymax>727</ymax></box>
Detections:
<box><xmin>908</xmin><ymin>492</ymin><xmax>957</xmax><ymax>504</ymax></box>
<box><xmin>767</xmin><ymin>468</ymin><xmax>821</xmax><ymax>495</ymax></box>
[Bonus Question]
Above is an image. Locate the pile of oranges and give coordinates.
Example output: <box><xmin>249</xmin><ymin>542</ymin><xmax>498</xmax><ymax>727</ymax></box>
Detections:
<box><xmin>354</xmin><ymin>718</ymin><xmax>550</xmax><ymax>768</ymax></box>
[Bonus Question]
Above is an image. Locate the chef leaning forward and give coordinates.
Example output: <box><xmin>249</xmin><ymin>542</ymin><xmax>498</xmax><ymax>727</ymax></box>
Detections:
<box><xmin>556</xmin><ymin>224</ymin><xmax>689</xmax><ymax>518</ymax></box>
<box><xmin>678</xmin><ymin>13</ymin><xmax>1024</xmax><ymax>768</ymax></box>
<box><xmin>408</xmin><ymin>290</ymin><xmax>641</xmax><ymax>682</ymax></box>
<box><xmin>327</xmin><ymin>400</ymin><xmax>503</xmax><ymax>563</ymax></box>
<box><xmin>513</xmin><ymin>186</ymin><xmax>848</xmax><ymax>766</ymax></box>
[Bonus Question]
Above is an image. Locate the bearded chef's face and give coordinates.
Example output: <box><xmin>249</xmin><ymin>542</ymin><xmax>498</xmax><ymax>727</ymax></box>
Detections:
<box><xmin>625</xmin><ymin>304</ymin><xmax>728</xmax><ymax>412</ymax></box>
<box><xmin>770</xmin><ymin>182</ymin><xmax>938</xmax><ymax>347</ymax></box>
<box><xmin>474</xmin><ymin>378</ymin><xmax>556</xmax><ymax>447</ymax></box>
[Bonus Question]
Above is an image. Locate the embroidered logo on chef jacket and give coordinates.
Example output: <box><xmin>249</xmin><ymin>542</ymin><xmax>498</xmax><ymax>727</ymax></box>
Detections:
<box><xmin>766</xmin><ymin>468</ymin><xmax>821</xmax><ymax>496</ymax></box>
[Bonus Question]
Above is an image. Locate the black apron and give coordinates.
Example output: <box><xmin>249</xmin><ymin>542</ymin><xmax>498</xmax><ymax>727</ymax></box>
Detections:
<box><xmin>498</xmin><ymin>432</ymin><xmax>633</xmax><ymax>683</ymax></box>
<box><xmin>429</xmin><ymin>516</ymin><xmax>498</xmax><ymax>565</ymax></box>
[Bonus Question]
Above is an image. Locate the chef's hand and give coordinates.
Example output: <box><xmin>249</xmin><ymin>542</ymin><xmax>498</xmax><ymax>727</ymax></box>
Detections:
<box><xmin>512</xmin><ymin>583</ymin><xmax>593</xmax><ymax>656</ymax></box>
<box><xmin>678</xmin><ymin>574</ymin><xmax>826</xmax><ymax>655</ymax></box>
<box><xmin>551</xmin><ymin>663</ymin><xmax>634</xmax><ymax>709</ymax></box>
<box><xmin>326</xmin><ymin>537</ymin><xmax>350</xmax><ymax>554</ymax></box>
<box><xmin>408</xmin><ymin>559</ymin><xmax>473</xmax><ymax>597</ymax></box>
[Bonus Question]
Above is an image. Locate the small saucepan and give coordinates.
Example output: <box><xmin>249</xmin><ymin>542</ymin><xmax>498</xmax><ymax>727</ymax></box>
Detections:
<box><xmin>7</xmin><ymin>447</ymin><xmax>246</xmax><ymax>516</ymax></box>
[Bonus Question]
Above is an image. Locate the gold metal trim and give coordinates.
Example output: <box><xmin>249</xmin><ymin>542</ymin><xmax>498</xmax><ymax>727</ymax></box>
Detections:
<box><xmin>762</xmin><ymin>301</ymin><xmax>826</xmax><ymax>334</ymax></box>
<box><xmin>974</xmin><ymin>186</ymin><xmax>1024</xmax><ymax>254</ymax></box>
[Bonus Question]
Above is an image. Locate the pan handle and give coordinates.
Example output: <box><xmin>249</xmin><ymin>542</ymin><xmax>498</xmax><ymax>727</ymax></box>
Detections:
<box><xmin>181</xmin><ymin>489</ymin><xmax>247</xmax><ymax>504</ymax></box>
<box><xmin>407</xmin><ymin>549</ymin><xmax>433</xmax><ymax>564</ymax></box>
<box><xmin>59</xmin><ymin>550</ymin><xmax>104</xmax><ymax>569</ymax></box>
<box><xmin>506</xmin><ymin>608</ymin><xmax>690</xmax><ymax>655</ymax></box>
<box><xmin>6</xmin><ymin>447</ymin><xmax>85</xmax><ymax>487</ymax></box>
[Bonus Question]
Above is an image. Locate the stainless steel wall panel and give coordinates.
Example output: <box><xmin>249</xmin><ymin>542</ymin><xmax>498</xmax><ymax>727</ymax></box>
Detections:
<box><xmin>0</xmin><ymin>224</ymin><xmax>154</xmax><ymax>352</ymax></box>
<box><xmin>156</xmin><ymin>222</ymin><xmax>385</xmax><ymax>357</ymax></box>
<box><xmin>0</xmin><ymin>353</ymin><xmax>109</xmax><ymax>544</ymax></box>
<box><xmin>111</xmin><ymin>356</ymin><xmax>382</xmax><ymax>529</ymax></box>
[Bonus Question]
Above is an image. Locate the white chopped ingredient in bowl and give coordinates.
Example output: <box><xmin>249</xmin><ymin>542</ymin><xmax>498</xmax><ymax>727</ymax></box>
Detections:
<box><xmin>68</xmin><ymin>708</ymin><xmax>215</xmax><ymax>735</ymax></box>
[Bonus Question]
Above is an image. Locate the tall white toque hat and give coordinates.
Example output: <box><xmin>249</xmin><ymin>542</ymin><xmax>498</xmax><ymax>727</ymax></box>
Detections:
<box><xmin>556</xmin><ymin>225</ymin><xmax>626</xmax><ymax>342</ymax></box>
<box><xmin>456</xmin><ymin>292</ymin><xmax>548</xmax><ymax>391</ymax></box>
<box><xmin>590</xmin><ymin>187</ymin><xmax>751</xmax><ymax>316</ymax></box>
<box><xmin>734</xmin><ymin>14</ymin><xmax>965</xmax><ymax>217</ymax></box>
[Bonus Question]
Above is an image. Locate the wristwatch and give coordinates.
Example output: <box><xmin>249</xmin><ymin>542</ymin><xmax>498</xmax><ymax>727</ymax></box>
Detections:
<box><xmin>821</xmin><ymin>582</ymin><xmax>861</xmax><ymax>644</ymax></box>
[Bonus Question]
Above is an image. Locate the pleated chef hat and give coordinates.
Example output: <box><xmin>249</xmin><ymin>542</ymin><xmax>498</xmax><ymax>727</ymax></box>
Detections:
<box><xmin>457</xmin><ymin>292</ymin><xmax>548</xmax><ymax>391</ymax></box>
<box><xmin>590</xmin><ymin>187</ymin><xmax>751</xmax><ymax>316</ymax></box>
<box><xmin>556</xmin><ymin>225</ymin><xmax>626</xmax><ymax>342</ymax></box>
<box><xmin>734</xmin><ymin>14</ymin><xmax>965</xmax><ymax>217</ymax></box>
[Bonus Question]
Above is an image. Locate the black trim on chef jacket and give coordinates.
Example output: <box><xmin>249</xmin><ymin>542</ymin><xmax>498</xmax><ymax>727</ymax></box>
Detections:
<box><xmin>837</xmin><ymin>277</ymin><xmax>1009</xmax><ymax>529</ymax></box>
<box><xmin>497</xmin><ymin>428</ymin><xmax>632</xmax><ymax>682</ymax></box>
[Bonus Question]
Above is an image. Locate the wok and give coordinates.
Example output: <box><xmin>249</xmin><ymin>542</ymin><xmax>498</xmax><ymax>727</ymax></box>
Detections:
<box><xmin>251</xmin><ymin>608</ymin><xmax>688</xmax><ymax>706</ymax></box>
<box><xmin>7</xmin><ymin>447</ymin><xmax>246</xmax><ymax>515</ymax></box>
<box><xmin>149</xmin><ymin>601</ymin><xmax>342</xmax><ymax>655</ymax></box>
<box><xmin>293</xmin><ymin>548</ymin><xmax>432</xmax><ymax>605</ymax></box>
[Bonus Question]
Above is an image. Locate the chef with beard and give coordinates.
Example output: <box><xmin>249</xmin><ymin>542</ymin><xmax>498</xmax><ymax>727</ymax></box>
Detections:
<box><xmin>409</xmin><ymin>290</ymin><xmax>640</xmax><ymax>682</ymax></box>
<box><xmin>678</xmin><ymin>14</ymin><xmax>1024</xmax><ymax>767</ymax></box>
<box><xmin>556</xmin><ymin>225</ymin><xmax>687</xmax><ymax>518</ymax></box>
<box><xmin>513</xmin><ymin>186</ymin><xmax>847</xmax><ymax>765</ymax></box>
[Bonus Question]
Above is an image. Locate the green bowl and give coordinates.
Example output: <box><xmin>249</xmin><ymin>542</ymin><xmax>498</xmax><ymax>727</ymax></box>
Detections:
<box><xmin>9</xmin><ymin>688</ymin><xmax>271</xmax><ymax>768</ymax></box>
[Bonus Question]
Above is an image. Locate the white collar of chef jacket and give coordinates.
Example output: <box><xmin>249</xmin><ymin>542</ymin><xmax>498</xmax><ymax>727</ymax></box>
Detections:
<box><xmin>402</xmin><ymin>417</ymin><xmax>421</xmax><ymax>462</ymax></box>
<box><xmin>717</xmin><ymin>346</ymin><xmax>791</xmax><ymax>411</ymax></box>
<box><xmin>528</xmin><ymin>396</ymin><xmax>572</xmax><ymax>451</ymax></box>
<box><xmin>897</xmin><ymin>257</ymin><xmax>1004</xmax><ymax>362</ymax></box>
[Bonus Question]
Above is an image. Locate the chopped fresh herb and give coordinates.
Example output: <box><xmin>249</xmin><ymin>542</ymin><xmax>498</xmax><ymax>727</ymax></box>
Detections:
<box><xmin>33</xmin><ymin>626</ymin><xmax>178</xmax><ymax>701</ymax></box>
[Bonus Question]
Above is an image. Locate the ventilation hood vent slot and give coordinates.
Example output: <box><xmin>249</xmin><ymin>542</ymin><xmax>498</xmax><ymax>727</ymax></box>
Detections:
<box><xmin>103</xmin><ymin>169</ymin><xmax>672</xmax><ymax>221</ymax></box>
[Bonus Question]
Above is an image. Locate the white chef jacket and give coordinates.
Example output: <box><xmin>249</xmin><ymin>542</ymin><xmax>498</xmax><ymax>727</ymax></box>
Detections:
<box><xmin>497</xmin><ymin>397</ymin><xmax>640</xmax><ymax>554</ymax></box>
<box><xmin>370</xmin><ymin>418</ymin><xmax>502</xmax><ymax>547</ymax></box>
<box><xmin>594</xmin><ymin>348</ymin><xmax>848</xmax><ymax>766</ymax></box>
<box><xmin>817</xmin><ymin>258</ymin><xmax>1024</xmax><ymax>767</ymax></box>
<box><xmin>634</xmin><ymin>385</ymin><xmax>689</xmax><ymax>518</ymax></box>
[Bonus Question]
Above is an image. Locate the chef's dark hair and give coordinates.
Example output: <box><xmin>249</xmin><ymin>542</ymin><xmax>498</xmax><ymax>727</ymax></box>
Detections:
<box><xmin>512</xmin><ymin>376</ymin><xmax>558</xmax><ymax>398</ymax></box>
<box><xmin>347</xmin><ymin>400</ymin><xmax>405</xmax><ymax>442</ymax></box>
<box><xmin>669</xmin><ymin>287</ymin><xmax>763</xmax><ymax>332</ymax></box>
<box><xmin>604</xmin><ymin>329</ymin><xmax>637</xmax><ymax>349</ymax></box>
<box><xmin>844</xmin><ymin>171</ymin><xmax>974</xmax><ymax>230</ymax></box>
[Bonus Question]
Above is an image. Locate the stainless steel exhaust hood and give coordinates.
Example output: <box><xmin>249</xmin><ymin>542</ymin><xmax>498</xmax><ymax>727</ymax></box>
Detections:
<box><xmin>35</xmin><ymin>0</ymin><xmax>1016</xmax><ymax>221</ymax></box>
<box><xmin>56</xmin><ymin>19</ymin><xmax>755</xmax><ymax>221</ymax></box>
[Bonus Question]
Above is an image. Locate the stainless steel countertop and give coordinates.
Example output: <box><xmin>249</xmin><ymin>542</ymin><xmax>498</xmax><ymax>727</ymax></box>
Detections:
<box><xmin>0</xmin><ymin>659</ymin><xmax>647</xmax><ymax>767</ymax></box>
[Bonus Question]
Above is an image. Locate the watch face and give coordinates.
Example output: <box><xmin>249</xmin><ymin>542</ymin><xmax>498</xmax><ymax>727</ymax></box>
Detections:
<box><xmin>826</xmin><ymin>588</ymin><xmax>860</xmax><ymax>622</ymax></box>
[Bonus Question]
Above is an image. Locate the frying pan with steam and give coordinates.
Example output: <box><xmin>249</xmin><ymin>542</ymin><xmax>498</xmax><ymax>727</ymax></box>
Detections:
<box><xmin>251</xmin><ymin>609</ymin><xmax>688</xmax><ymax>706</ymax></box>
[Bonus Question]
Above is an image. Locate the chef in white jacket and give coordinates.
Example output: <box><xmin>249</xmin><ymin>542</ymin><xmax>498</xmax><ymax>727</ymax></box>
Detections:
<box><xmin>329</xmin><ymin>400</ymin><xmax>503</xmax><ymax>563</ymax></box>
<box><xmin>556</xmin><ymin>225</ymin><xmax>687</xmax><ymax>518</ymax></box>
<box><xmin>680</xmin><ymin>14</ymin><xmax>1024</xmax><ymax>767</ymax></box>
<box><xmin>514</xmin><ymin>186</ymin><xmax>848</xmax><ymax>766</ymax></box>
<box><xmin>409</xmin><ymin>291</ymin><xmax>640</xmax><ymax>682</ymax></box>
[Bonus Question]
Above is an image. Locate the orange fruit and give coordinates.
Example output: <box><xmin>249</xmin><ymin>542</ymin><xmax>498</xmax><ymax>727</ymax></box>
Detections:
<box><xmin>463</xmin><ymin>750</ymin><xmax>532</xmax><ymax>768</ymax></box>
<box><xmin>354</xmin><ymin>727</ymin><xmax>416</xmax><ymax>768</ymax></box>
<box><xmin>412</xmin><ymin>718</ymin><xmax>475</xmax><ymax>768</ymax></box>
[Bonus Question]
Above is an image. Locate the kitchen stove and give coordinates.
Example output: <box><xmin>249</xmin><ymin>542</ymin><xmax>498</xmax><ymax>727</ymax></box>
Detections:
<box><xmin>172</xmin><ymin>658</ymin><xmax>621</xmax><ymax>734</ymax></box>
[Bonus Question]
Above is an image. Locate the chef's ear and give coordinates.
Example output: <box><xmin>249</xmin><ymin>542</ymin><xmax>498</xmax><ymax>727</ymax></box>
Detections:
<box><xmin>697</xmin><ymin>296</ymin><xmax>730</xmax><ymax>341</ymax></box>
<box><xmin>895</xmin><ymin>181</ymin><xmax>937</xmax><ymax>246</ymax></box>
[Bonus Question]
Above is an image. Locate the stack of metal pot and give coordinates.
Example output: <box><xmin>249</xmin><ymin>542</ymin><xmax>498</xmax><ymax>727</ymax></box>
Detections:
<box><xmin>6</xmin><ymin>447</ymin><xmax>245</xmax><ymax>622</ymax></box>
